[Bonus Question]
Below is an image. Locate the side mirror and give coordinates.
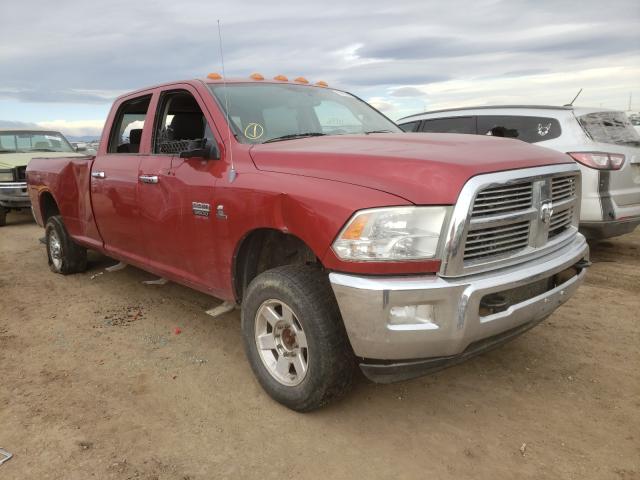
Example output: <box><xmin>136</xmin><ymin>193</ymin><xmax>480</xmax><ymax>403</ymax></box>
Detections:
<box><xmin>179</xmin><ymin>140</ymin><xmax>220</xmax><ymax>160</ymax></box>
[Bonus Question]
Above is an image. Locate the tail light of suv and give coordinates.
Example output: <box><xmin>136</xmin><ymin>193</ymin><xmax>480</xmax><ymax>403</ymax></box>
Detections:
<box><xmin>567</xmin><ymin>152</ymin><xmax>625</xmax><ymax>170</ymax></box>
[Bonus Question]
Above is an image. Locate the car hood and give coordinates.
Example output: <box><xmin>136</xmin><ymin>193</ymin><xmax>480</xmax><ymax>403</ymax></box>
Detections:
<box><xmin>0</xmin><ymin>151</ymin><xmax>87</xmax><ymax>169</ymax></box>
<box><xmin>249</xmin><ymin>133</ymin><xmax>574</xmax><ymax>204</ymax></box>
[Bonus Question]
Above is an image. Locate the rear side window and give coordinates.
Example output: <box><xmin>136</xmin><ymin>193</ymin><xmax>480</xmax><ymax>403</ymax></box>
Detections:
<box><xmin>399</xmin><ymin>120</ymin><xmax>420</xmax><ymax>132</ymax></box>
<box><xmin>477</xmin><ymin>115</ymin><xmax>561</xmax><ymax>143</ymax></box>
<box><xmin>108</xmin><ymin>95</ymin><xmax>151</xmax><ymax>153</ymax></box>
<box><xmin>577</xmin><ymin>111</ymin><xmax>640</xmax><ymax>146</ymax></box>
<box><xmin>420</xmin><ymin>117</ymin><xmax>475</xmax><ymax>134</ymax></box>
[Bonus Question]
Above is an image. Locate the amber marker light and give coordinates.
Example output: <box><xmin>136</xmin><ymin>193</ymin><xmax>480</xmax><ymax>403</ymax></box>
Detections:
<box><xmin>273</xmin><ymin>74</ymin><xmax>288</xmax><ymax>81</ymax></box>
<box><xmin>340</xmin><ymin>214</ymin><xmax>370</xmax><ymax>240</ymax></box>
<box><xmin>250</xmin><ymin>73</ymin><xmax>265</xmax><ymax>80</ymax></box>
<box><xmin>315</xmin><ymin>81</ymin><xmax>328</xmax><ymax>87</ymax></box>
<box><xmin>294</xmin><ymin>77</ymin><xmax>309</xmax><ymax>84</ymax></box>
<box><xmin>207</xmin><ymin>72</ymin><xmax>222</xmax><ymax>80</ymax></box>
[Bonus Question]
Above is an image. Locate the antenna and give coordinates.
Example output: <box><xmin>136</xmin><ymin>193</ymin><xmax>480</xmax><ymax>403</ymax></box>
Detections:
<box><xmin>565</xmin><ymin>88</ymin><xmax>583</xmax><ymax>107</ymax></box>
<box><xmin>217</xmin><ymin>20</ymin><xmax>237</xmax><ymax>183</ymax></box>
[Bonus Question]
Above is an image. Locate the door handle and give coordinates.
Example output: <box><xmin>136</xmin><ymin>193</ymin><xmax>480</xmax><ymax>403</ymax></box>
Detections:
<box><xmin>91</xmin><ymin>171</ymin><xmax>106</xmax><ymax>179</ymax></box>
<box><xmin>139</xmin><ymin>175</ymin><xmax>159</xmax><ymax>184</ymax></box>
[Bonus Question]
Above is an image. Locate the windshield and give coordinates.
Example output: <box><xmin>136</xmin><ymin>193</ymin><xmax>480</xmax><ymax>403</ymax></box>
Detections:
<box><xmin>0</xmin><ymin>131</ymin><xmax>75</xmax><ymax>153</ymax></box>
<box><xmin>208</xmin><ymin>83</ymin><xmax>401</xmax><ymax>144</ymax></box>
<box><xmin>577</xmin><ymin>112</ymin><xmax>640</xmax><ymax>146</ymax></box>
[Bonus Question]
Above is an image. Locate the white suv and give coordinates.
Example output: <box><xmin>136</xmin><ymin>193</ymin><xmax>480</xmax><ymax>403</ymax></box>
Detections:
<box><xmin>398</xmin><ymin>106</ymin><xmax>640</xmax><ymax>239</ymax></box>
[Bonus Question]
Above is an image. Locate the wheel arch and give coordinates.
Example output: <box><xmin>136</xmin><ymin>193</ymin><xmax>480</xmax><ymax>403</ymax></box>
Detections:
<box><xmin>38</xmin><ymin>190</ymin><xmax>60</xmax><ymax>225</ymax></box>
<box><xmin>232</xmin><ymin>227</ymin><xmax>321</xmax><ymax>302</ymax></box>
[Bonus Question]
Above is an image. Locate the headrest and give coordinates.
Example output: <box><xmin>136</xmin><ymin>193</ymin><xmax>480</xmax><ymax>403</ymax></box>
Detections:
<box><xmin>129</xmin><ymin>129</ymin><xmax>143</xmax><ymax>144</ymax></box>
<box><xmin>170</xmin><ymin>113</ymin><xmax>203</xmax><ymax>140</ymax></box>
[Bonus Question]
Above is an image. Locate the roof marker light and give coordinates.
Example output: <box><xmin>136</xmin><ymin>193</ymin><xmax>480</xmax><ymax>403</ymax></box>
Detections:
<box><xmin>315</xmin><ymin>81</ymin><xmax>328</xmax><ymax>87</ymax></box>
<box><xmin>207</xmin><ymin>72</ymin><xmax>222</xmax><ymax>80</ymax></box>
<box><xmin>273</xmin><ymin>74</ymin><xmax>288</xmax><ymax>81</ymax></box>
<box><xmin>250</xmin><ymin>73</ymin><xmax>265</xmax><ymax>80</ymax></box>
<box><xmin>294</xmin><ymin>77</ymin><xmax>309</xmax><ymax>84</ymax></box>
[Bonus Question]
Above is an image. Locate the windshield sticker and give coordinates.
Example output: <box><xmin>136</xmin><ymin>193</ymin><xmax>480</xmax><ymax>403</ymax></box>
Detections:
<box><xmin>244</xmin><ymin>123</ymin><xmax>264</xmax><ymax>140</ymax></box>
<box><xmin>44</xmin><ymin>135</ymin><xmax>60</xmax><ymax>140</ymax></box>
<box><xmin>537</xmin><ymin>123</ymin><xmax>552</xmax><ymax>136</ymax></box>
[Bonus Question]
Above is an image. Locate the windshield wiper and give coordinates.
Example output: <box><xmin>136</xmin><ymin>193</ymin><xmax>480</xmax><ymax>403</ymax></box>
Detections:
<box><xmin>0</xmin><ymin>149</ymin><xmax>16</xmax><ymax>153</ymax></box>
<box><xmin>263</xmin><ymin>132</ymin><xmax>326</xmax><ymax>143</ymax></box>
<box><xmin>620</xmin><ymin>140</ymin><xmax>640</xmax><ymax>146</ymax></box>
<box><xmin>364</xmin><ymin>129</ymin><xmax>395</xmax><ymax>134</ymax></box>
<box><xmin>30</xmin><ymin>148</ymin><xmax>57</xmax><ymax>152</ymax></box>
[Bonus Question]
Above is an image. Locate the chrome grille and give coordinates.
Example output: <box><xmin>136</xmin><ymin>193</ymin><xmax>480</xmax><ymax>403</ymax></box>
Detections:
<box><xmin>471</xmin><ymin>182</ymin><xmax>533</xmax><ymax>217</ymax></box>
<box><xmin>442</xmin><ymin>165</ymin><xmax>582</xmax><ymax>277</ymax></box>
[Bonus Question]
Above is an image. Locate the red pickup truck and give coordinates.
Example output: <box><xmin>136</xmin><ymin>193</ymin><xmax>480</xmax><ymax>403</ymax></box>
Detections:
<box><xmin>27</xmin><ymin>75</ymin><xmax>590</xmax><ymax>411</ymax></box>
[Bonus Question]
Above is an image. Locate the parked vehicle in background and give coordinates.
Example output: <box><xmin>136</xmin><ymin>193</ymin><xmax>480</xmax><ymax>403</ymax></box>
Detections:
<box><xmin>0</xmin><ymin>129</ymin><xmax>86</xmax><ymax>226</ymax></box>
<box><xmin>398</xmin><ymin>106</ymin><xmax>640</xmax><ymax>239</ymax></box>
<box><xmin>27</xmin><ymin>76</ymin><xmax>589</xmax><ymax>411</ymax></box>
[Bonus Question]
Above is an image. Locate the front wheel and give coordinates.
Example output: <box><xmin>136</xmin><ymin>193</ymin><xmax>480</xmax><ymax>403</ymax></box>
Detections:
<box><xmin>0</xmin><ymin>207</ymin><xmax>7</xmax><ymax>227</ymax></box>
<box><xmin>45</xmin><ymin>215</ymin><xmax>87</xmax><ymax>274</ymax></box>
<box><xmin>241</xmin><ymin>265</ymin><xmax>354</xmax><ymax>411</ymax></box>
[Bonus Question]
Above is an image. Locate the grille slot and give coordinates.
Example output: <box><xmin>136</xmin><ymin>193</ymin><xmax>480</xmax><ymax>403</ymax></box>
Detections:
<box><xmin>548</xmin><ymin>207</ymin><xmax>574</xmax><ymax>238</ymax></box>
<box><xmin>464</xmin><ymin>220</ymin><xmax>530</xmax><ymax>261</ymax></box>
<box><xmin>471</xmin><ymin>182</ymin><xmax>533</xmax><ymax>217</ymax></box>
<box><xmin>551</xmin><ymin>176</ymin><xmax>576</xmax><ymax>202</ymax></box>
<box><xmin>16</xmin><ymin>166</ymin><xmax>26</xmax><ymax>181</ymax></box>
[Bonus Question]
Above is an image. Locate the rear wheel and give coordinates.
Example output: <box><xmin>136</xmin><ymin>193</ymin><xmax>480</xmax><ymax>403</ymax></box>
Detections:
<box><xmin>45</xmin><ymin>215</ymin><xmax>87</xmax><ymax>274</ymax></box>
<box><xmin>241</xmin><ymin>265</ymin><xmax>354</xmax><ymax>411</ymax></box>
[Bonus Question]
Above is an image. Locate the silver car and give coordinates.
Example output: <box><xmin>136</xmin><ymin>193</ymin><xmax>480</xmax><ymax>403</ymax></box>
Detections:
<box><xmin>398</xmin><ymin>106</ymin><xmax>640</xmax><ymax>239</ymax></box>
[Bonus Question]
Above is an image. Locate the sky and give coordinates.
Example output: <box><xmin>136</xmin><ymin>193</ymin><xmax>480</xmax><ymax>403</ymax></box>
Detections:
<box><xmin>1</xmin><ymin>0</ymin><xmax>639</xmax><ymax>138</ymax></box>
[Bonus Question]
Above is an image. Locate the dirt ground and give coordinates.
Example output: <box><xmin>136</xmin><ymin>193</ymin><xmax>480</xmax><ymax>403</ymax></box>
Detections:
<box><xmin>1</xmin><ymin>210</ymin><xmax>638</xmax><ymax>480</ymax></box>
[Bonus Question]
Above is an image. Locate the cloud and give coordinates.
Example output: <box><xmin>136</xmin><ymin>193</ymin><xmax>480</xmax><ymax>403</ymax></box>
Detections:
<box><xmin>0</xmin><ymin>120</ymin><xmax>39</xmax><ymax>129</ymax></box>
<box><xmin>35</xmin><ymin>120</ymin><xmax>105</xmax><ymax>137</ymax></box>
<box><xmin>390</xmin><ymin>87</ymin><xmax>427</xmax><ymax>97</ymax></box>
<box><xmin>0</xmin><ymin>0</ymin><xmax>639</xmax><ymax>125</ymax></box>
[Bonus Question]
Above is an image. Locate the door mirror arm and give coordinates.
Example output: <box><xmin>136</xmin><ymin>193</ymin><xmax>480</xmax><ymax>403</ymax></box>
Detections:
<box><xmin>179</xmin><ymin>140</ymin><xmax>220</xmax><ymax>160</ymax></box>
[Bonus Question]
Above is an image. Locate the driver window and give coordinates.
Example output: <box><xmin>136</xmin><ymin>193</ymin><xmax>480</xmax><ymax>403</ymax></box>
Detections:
<box><xmin>153</xmin><ymin>91</ymin><xmax>212</xmax><ymax>154</ymax></box>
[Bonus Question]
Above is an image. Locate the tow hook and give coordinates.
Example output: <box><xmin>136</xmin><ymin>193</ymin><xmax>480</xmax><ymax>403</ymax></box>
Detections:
<box><xmin>480</xmin><ymin>294</ymin><xmax>509</xmax><ymax>315</ymax></box>
<box><xmin>575</xmin><ymin>259</ymin><xmax>592</xmax><ymax>269</ymax></box>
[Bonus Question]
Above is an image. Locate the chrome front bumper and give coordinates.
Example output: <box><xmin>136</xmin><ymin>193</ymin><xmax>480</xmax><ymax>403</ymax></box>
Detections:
<box><xmin>0</xmin><ymin>182</ymin><xmax>30</xmax><ymax>208</ymax></box>
<box><xmin>330</xmin><ymin>234</ymin><xmax>589</xmax><ymax>379</ymax></box>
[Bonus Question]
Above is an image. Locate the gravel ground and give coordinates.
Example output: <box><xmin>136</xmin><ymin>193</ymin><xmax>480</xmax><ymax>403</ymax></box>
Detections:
<box><xmin>1</xmin><ymin>210</ymin><xmax>638</xmax><ymax>479</ymax></box>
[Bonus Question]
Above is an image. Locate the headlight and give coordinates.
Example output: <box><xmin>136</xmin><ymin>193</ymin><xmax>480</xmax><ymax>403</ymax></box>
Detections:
<box><xmin>332</xmin><ymin>206</ymin><xmax>449</xmax><ymax>261</ymax></box>
<box><xmin>0</xmin><ymin>170</ymin><xmax>14</xmax><ymax>182</ymax></box>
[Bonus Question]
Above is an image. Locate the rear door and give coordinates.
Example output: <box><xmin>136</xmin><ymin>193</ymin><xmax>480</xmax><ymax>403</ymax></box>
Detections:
<box><xmin>574</xmin><ymin>111</ymin><xmax>640</xmax><ymax>213</ymax></box>
<box><xmin>90</xmin><ymin>94</ymin><xmax>153</xmax><ymax>260</ymax></box>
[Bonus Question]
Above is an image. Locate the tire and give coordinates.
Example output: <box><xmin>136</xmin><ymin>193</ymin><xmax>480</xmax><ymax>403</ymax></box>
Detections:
<box><xmin>0</xmin><ymin>208</ymin><xmax>6</xmax><ymax>227</ymax></box>
<box><xmin>45</xmin><ymin>215</ymin><xmax>87</xmax><ymax>274</ymax></box>
<box><xmin>241</xmin><ymin>265</ymin><xmax>354</xmax><ymax>411</ymax></box>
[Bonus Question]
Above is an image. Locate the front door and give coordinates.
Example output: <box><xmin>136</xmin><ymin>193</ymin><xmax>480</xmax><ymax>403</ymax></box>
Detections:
<box><xmin>136</xmin><ymin>86</ymin><xmax>226</xmax><ymax>292</ymax></box>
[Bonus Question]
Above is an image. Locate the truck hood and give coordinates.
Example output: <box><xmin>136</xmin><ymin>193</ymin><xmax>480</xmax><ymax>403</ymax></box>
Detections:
<box><xmin>0</xmin><ymin>151</ymin><xmax>87</xmax><ymax>169</ymax></box>
<box><xmin>249</xmin><ymin>133</ymin><xmax>573</xmax><ymax>204</ymax></box>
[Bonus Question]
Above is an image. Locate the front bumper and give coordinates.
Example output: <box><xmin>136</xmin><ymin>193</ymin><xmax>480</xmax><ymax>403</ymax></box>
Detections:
<box><xmin>0</xmin><ymin>182</ymin><xmax>30</xmax><ymax>208</ymax></box>
<box><xmin>330</xmin><ymin>234</ymin><xmax>589</xmax><ymax>383</ymax></box>
<box><xmin>580</xmin><ymin>216</ymin><xmax>640</xmax><ymax>239</ymax></box>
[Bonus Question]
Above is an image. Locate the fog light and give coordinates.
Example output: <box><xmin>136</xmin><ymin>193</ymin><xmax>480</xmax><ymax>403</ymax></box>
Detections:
<box><xmin>389</xmin><ymin>304</ymin><xmax>438</xmax><ymax>329</ymax></box>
